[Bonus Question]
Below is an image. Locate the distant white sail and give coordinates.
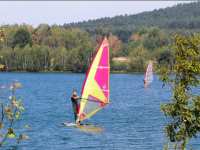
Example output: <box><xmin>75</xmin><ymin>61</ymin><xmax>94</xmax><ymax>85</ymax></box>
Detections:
<box><xmin>144</xmin><ymin>61</ymin><xmax>153</xmax><ymax>87</ymax></box>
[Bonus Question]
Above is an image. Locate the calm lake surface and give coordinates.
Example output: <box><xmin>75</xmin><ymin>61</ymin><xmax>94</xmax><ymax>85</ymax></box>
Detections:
<box><xmin>0</xmin><ymin>73</ymin><xmax>199</xmax><ymax>150</ymax></box>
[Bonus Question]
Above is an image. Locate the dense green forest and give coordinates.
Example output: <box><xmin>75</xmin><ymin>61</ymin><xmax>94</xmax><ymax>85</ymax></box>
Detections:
<box><xmin>0</xmin><ymin>2</ymin><xmax>199</xmax><ymax>72</ymax></box>
<box><xmin>66</xmin><ymin>2</ymin><xmax>200</xmax><ymax>42</ymax></box>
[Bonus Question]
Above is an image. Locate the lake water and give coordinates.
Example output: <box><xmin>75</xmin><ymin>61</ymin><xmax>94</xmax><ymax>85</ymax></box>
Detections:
<box><xmin>0</xmin><ymin>73</ymin><xmax>199</xmax><ymax>150</ymax></box>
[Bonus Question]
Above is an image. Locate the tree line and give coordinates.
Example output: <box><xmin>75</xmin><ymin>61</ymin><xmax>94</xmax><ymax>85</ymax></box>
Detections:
<box><xmin>0</xmin><ymin>24</ymin><xmax>182</xmax><ymax>73</ymax></box>
<box><xmin>0</xmin><ymin>25</ymin><xmax>94</xmax><ymax>72</ymax></box>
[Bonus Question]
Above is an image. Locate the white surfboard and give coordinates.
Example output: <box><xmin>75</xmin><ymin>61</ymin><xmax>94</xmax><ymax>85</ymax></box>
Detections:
<box><xmin>62</xmin><ymin>122</ymin><xmax>103</xmax><ymax>133</ymax></box>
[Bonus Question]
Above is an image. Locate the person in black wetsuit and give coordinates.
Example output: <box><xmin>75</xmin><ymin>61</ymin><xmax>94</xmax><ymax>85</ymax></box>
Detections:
<box><xmin>71</xmin><ymin>90</ymin><xmax>80</xmax><ymax>124</ymax></box>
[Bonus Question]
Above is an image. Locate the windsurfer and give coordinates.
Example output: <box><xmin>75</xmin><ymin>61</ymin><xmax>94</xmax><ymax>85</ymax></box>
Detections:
<box><xmin>71</xmin><ymin>89</ymin><xmax>80</xmax><ymax>124</ymax></box>
<box><xmin>69</xmin><ymin>37</ymin><xmax>109</xmax><ymax>125</ymax></box>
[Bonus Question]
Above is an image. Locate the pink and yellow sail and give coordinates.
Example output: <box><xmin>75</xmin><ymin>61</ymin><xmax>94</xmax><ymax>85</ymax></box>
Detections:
<box><xmin>144</xmin><ymin>60</ymin><xmax>153</xmax><ymax>88</ymax></box>
<box><xmin>78</xmin><ymin>37</ymin><xmax>110</xmax><ymax>121</ymax></box>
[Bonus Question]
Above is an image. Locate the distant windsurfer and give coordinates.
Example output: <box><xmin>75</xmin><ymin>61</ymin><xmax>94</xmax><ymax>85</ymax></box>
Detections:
<box><xmin>71</xmin><ymin>89</ymin><xmax>80</xmax><ymax>125</ymax></box>
<box><xmin>144</xmin><ymin>60</ymin><xmax>153</xmax><ymax>88</ymax></box>
<box><xmin>143</xmin><ymin>79</ymin><xmax>147</xmax><ymax>88</ymax></box>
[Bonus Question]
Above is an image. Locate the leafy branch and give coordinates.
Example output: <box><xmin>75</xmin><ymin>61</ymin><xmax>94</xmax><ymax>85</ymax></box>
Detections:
<box><xmin>159</xmin><ymin>34</ymin><xmax>200</xmax><ymax>150</ymax></box>
<box><xmin>0</xmin><ymin>81</ymin><xmax>28</xmax><ymax>147</ymax></box>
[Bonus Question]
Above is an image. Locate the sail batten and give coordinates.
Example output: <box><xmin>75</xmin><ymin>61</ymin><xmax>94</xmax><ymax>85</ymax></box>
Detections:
<box><xmin>78</xmin><ymin>37</ymin><xmax>110</xmax><ymax>121</ymax></box>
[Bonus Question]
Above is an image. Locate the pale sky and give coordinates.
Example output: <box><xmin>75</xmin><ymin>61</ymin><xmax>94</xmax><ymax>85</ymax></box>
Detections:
<box><xmin>0</xmin><ymin>1</ymin><xmax>193</xmax><ymax>27</ymax></box>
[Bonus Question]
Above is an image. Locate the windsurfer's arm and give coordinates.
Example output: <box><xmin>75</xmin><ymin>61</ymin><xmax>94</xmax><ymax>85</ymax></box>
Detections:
<box><xmin>73</xmin><ymin>95</ymin><xmax>79</xmax><ymax>99</ymax></box>
<box><xmin>74</xmin><ymin>96</ymin><xmax>81</xmax><ymax>103</ymax></box>
<box><xmin>78</xmin><ymin>97</ymin><xmax>83</xmax><ymax>100</ymax></box>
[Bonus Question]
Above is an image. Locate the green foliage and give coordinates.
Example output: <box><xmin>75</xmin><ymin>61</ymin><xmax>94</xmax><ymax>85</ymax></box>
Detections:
<box><xmin>0</xmin><ymin>26</ymin><xmax>93</xmax><ymax>72</ymax></box>
<box><xmin>12</xmin><ymin>28</ymin><xmax>32</xmax><ymax>48</ymax></box>
<box><xmin>142</xmin><ymin>27</ymin><xmax>169</xmax><ymax>51</ymax></box>
<box><xmin>159</xmin><ymin>34</ymin><xmax>200</xmax><ymax>149</ymax></box>
<box><xmin>0</xmin><ymin>81</ymin><xmax>28</xmax><ymax>147</ymax></box>
<box><xmin>0</xmin><ymin>25</ymin><xmax>183</xmax><ymax>73</ymax></box>
<box><xmin>154</xmin><ymin>46</ymin><xmax>174</xmax><ymax>69</ymax></box>
<box><xmin>126</xmin><ymin>27</ymin><xmax>172</xmax><ymax>72</ymax></box>
<box><xmin>128</xmin><ymin>46</ymin><xmax>149</xmax><ymax>72</ymax></box>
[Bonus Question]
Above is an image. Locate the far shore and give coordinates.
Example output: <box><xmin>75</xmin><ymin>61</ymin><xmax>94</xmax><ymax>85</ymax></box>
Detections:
<box><xmin>0</xmin><ymin>70</ymin><xmax>145</xmax><ymax>74</ymax></box>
